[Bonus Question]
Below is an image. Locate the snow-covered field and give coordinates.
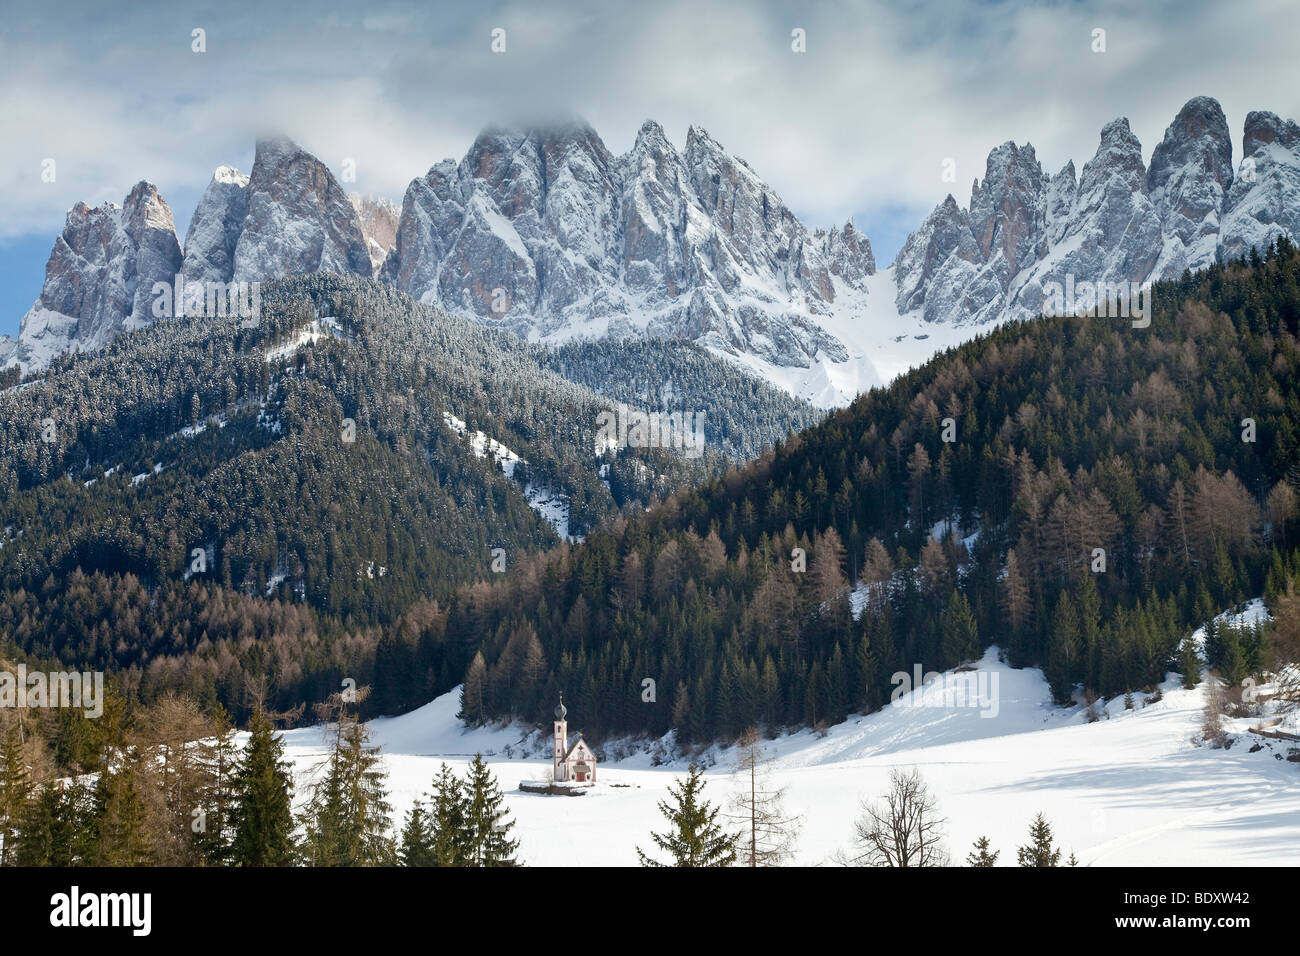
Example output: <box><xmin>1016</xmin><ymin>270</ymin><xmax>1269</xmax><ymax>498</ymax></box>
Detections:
<box><xmin>276</xmin><ymin>614</ymin><xmax>1300</xmax><ymax>866</ymax></box>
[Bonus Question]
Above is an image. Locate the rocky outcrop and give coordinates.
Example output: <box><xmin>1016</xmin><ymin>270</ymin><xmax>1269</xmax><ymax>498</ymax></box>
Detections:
<box><xmin>1009</xmin><ymin>118</ymin><xmax>1164</xmax><ymax>318</ymax></box>
<box><xmin>176</xmin><ymin>138</ymin><xmax>372</xmax><ymax>310</ymax></box>
<box><xmin>1147</xmin><ymin>96</ymin><xmax>1234</xmax><ymax>277</ymax></box>
<box><xmin>817</xmin><ymin>220</ymin><xmax>876</xmax><ymax>286</ymax></box>
<box><xmin>895</xmin><ymin>97</ymin><xmax>1298</xmax><ymax>329</ymax></box>
<box><xmin>231</xmin><ymin>137</ymin><xmax>372</xmax><ymax>283</ymax></box>
<box><xmin>381</xmin><ymin>118</ymin><xmax>855</xmax><ymax>367</ymax></box>
<box><xmin>9</xmin><ymin>182</ymin><xmax>183</xmax><ymax>367</ymax></box>
<box><xmin>350</xmin><ymin>194</ymin><xmax>400</xmax><ymax>275</ymax></box>
<box><xmin>180</xmin><ymin>165</ymin><xmax>250</xmax><ymax>312</ymax></box>
<box><xmin>1219</xmin><ymin>110</ymin><xmax>1300</xmax><ymax>262</ymax></box>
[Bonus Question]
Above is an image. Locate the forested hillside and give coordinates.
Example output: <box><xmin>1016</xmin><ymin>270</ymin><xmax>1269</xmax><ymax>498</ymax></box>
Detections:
<box><xmin>0</xmin><ymin>274</ymin><xmax>811</xmax><ymax>722</ymax></box>
<box><xmin>541</xmin><ymin>339</ymin><xmax>821</xmax><ymax>462</ymax></box>
<box><xmin>447</xmin><ymin>242</ymin><xmax>1300</xmax><ymax>742</ymax></box>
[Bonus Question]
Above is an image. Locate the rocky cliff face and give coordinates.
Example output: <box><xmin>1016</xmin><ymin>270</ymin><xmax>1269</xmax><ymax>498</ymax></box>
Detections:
<box><xmin>350</xmin><ymin>195</ymin><xmax>400</xmax><ymax>275</ymax></box>
<box><xmin>899</xmin><ymin>96</ymin><xmax>1300</xmax><ymax>331</ymax></box>
<box><xmin>1147</xmin><ymin>96</ymin><xmax>1234</xmax><ymax>277</ymax></box>
<box><xmin>3</xmin><ymin>137</ymin><xmax>376</xmax><ymax>368</ymax></box>
<box><xmin>892</xmin><ymin>139</ymin><xmax>1054</xmax><ymax>328</ymax></box>
<box><xmin>180</xmin><ymin>165</ymin><xmax>251</xmax><ymax>312</ymax></box>
<box><xmin>230</xmin><ymin>137</ymin><xmax>372</xmax><ymax>283</ymax></box>
<box><xmin>817</xmin><ymin>219</ymin><xmax>876</xmax><ymax>286</ymax></box>
<box><xmin>380</xmin><ymin>119</ymin><xmax>872</xmax><ymax>367</ymax></box>
<box><xmin>1218</xmin><ymin>110</ymin><xmax>1300</xmax><ymax>262</ymax></box>
<box><xmin>180</xmin><ymin>136</ymin><xmax>373</xmax><ymax>298</ymax></box>
<box><xmin>8</xmin><ymin>99</ymin><xmax>1300</xmax><ymax>407</ymax></box>
<box><xmin>1007</xmin><ymin>118</ymin><xmax>1165</xmax><ymax>319</ymax></box>
<box><xmin>7</xmin><ymin>182</ymin><xmax>183</xmax><ymax>368</ymax></box>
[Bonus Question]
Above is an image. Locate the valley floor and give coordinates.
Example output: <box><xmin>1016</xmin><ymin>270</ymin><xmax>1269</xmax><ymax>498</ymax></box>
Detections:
<box><xmin>275</xmin><ymin>627</ymin><xmax>1299</xmax><ymax>866</ymax></box>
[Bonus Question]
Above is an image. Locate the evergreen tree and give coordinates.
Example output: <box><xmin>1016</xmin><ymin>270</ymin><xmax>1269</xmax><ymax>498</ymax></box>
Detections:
<box><xmin>966</xmin><ymin>835</ymin><xmax>999</xmax><ymax>867</ymax></box>
<box><xmin>302</xmin><ymin>719</ymin><xmax>395</xmax><ymax>866</ymax></box>
<box><xmin>14</xmin><ymin>780</ymin><xmax>95</xmax><ymax>866</ymax></box>
<box><xmin>462</xmin><ymin>755</ymin><xmax>519</xmax><ymax>866</ymax></box>
<box><xmin>428</xmin><ymin>762</ymin><xmax>470</xmax><ymax>866</ymax></box>
<box><xmin>92</xmin><ymin>755</ymin><xmax>154</xmax><ymax>866</ymax></box>
<box><xmin>0</xmin><ymin>726</ymin><xmax>31</xmax><ymax>865</ymax></box>
<box><xmin>398</xmin><ymin>800</ymin><xmax>434</xmax><ymax>866</ymax></box>
<box><xmin>230</xmin><ymin>709</ymin><xmax>297</xmax><ymax>866</ymax></box>
<box><xmin>1218</xmin><ymin>625</ymin><xmax>1246</xmax><ymax>686</ymax></box>
<box><xmin>1179</xmin><ymin>635</ymin><xmax>1201</xmax><ymax>689</ymax></box>
<box><xmin>638</xmin><ymin>764</ymin><xmax>738</xmax><ymax>867</ymax></box>
<box><xmin>1046</xmin><ymin>596</ymin><xmax>1081</xmax><ymax>705</ymax></box>
<box><xmin>197</xmin><ymin>703</ymin><xmax>239</xmax><ymax>866</ymax></box>
<box><xmin>1017</xmin><ymin>813</ymin><xmax>1062</xmax><ymax>867</ymax></box>
<box><xmin>940</xmin><ymin>591</ymin><xmax>980</xmax><ymax>666</ymax></box>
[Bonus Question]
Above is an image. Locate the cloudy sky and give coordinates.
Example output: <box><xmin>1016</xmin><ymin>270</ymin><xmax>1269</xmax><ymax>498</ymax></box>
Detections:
<box><xmin>2</xmin><ymin>0</ymin><xmax>1298</xmax><ymax>335</ymax></box>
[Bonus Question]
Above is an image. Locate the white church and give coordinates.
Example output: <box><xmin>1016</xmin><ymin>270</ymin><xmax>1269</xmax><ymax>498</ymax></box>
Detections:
<box><xmin>552</xmin><ymin>694</ymin><xmax>597</xmax><ymax>785</ymax></box>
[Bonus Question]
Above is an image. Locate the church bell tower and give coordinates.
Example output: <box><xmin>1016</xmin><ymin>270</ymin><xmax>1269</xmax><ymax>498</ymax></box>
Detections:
<box><xmin>553</xmin><ymin>694</ymin><xmax>568</xmax><ymax>782</ymax></box>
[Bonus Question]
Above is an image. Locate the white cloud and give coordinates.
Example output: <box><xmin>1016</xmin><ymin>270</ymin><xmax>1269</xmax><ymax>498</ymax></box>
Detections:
<box><xmin>1</xmin><ymin>0</ymin><xmax>1297</xmax><ymax>266</ymax></box>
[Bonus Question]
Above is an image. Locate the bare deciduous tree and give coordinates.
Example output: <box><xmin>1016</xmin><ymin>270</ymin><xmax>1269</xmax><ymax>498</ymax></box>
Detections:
<box><xmin>726</xmin><ymin>727</ymin><xmax>801</xmax><ymax>866</ymax></box>
<box><xmin>839</xmin><ymin>767</ymin><xmax>949</xmax><ymax>867</ymax></box>
<box><xmin>1201</xmin><ymin>676</ymin><xmax>1228</xmax><ymax>747</ymax></box>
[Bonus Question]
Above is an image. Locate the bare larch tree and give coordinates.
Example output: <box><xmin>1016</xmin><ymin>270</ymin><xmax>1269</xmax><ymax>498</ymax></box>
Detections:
<box><xmin>726</xmin><ymin>726</ymin><xmax>802</xmax><ymax>866</ymax></box>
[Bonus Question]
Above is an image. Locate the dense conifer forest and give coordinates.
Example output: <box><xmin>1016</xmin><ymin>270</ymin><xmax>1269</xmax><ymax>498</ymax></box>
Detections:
<box><xmin>2</xmin><ymin>249</ymin><xmax>1299</xmax><ymax>757</ymax></box>
<box><xmin>447</xmin><ymin>243</ymin><xmax>1300</xmax><ymax>741</ymax></box>
<box><xmin>0</xmin><ymin>274</ymin><xmax>811</xmax><ymax>723</ymax></box>
<box><xmin>2</xmin><ymin>245</ymin><xmax>1299</xmax><ymax>871</ymax></box>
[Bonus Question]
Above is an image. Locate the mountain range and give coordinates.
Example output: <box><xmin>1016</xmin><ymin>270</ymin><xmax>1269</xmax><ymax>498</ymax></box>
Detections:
<box><xmin>4</xmin><ymin>95</ymin><xmax>1299</xmax><ymax>406</ymax></box>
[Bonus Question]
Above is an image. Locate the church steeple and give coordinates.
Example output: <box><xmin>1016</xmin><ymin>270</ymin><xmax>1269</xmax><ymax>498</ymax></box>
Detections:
<box><xmin>553</xmin><ymin>693</ymin><xmax>569</xmax><ymax>782</ymax></box>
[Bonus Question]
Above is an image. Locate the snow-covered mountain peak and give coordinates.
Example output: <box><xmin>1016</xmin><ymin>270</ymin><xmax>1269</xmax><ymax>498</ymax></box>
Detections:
<box><xmin>1146</xmin><ymin>96</ymin><xmax>1234</xmax><ymax>275</ymax></box>
<box><xmin>4</xmin><ymin>180</ymin><xmax>183</xmax><ymax>369</ymax></box>
<box><xmin>212</xmin><ymin>164</ymin><xmax>251</xmax><ymax>188</ymax></box>
<box><xmin>1242</xmin><ymin>108</ymin><xmax>1300</xmax><ymax>153</ymax></box>
<box><xmin>10</xmin><ymin>97</ymin><xmax>1300</xmax><ymax>412</ymax></box>
<box><xmin>1080</xmin><ymin>117</ymin><xmax>1148</xmax><ymax>192</ymax></box>
<box><xmin>380</xmin><ymin>116</ymin><xmax>851</xmax><ymax>372</ymax></box>
<box><xmin>232</xmin><ymin>135</ymin><xmax>372</xmax><ymax>283</ymax></box>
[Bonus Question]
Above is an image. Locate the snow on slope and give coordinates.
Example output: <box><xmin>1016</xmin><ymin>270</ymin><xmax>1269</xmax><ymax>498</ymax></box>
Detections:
<box><xmin>441</xmin><ymin>411</ymin><xmax>580</xmax><ymax>542</ymax></box>
<box><xmin>708</xmin><ymin>267</ymin><xmax>1017</xmax><ymax>408</ymax></box>
<box><xmin>264</xmin><ymin>316</ymin><xmax>344</xmax><ymax>362</ymax></box>
<box><xmin>274</xmin><ymin>623</ymin><xmax>1300</xmax><ymax>866</ymax></box>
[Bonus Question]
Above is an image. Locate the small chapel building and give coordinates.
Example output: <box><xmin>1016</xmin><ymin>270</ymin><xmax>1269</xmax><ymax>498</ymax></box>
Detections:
<box><xmin>552</xmin><ymin>695</ymin><xmax>596</xmax><ymax>785</ymax></box>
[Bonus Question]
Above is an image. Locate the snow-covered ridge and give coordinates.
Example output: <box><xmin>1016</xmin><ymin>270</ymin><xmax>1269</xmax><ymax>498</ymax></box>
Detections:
<box><xmin>9</xmin><ymin>97</ymin><xmax>1300</xmax><ymax>411</ymax></box>
<box><xmin>383</xmin><ymin>118</ymin><xmax>872</xmax><ymax>404</ymax></box>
